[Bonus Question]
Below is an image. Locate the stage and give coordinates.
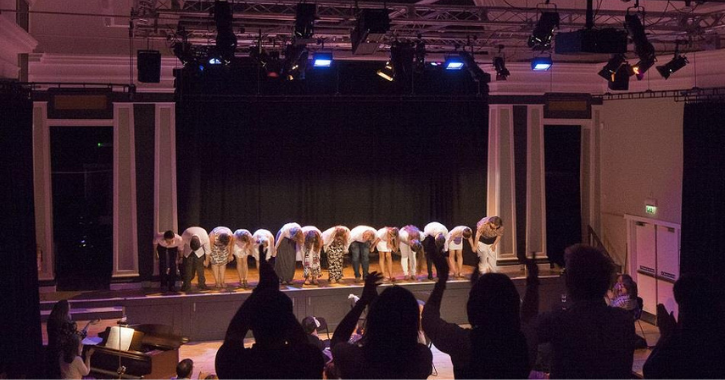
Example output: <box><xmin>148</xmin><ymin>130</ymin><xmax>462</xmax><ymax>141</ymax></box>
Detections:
<box><xmin>40</xmin><ymin>263</ymin><xmax>565</xmax><ymax>341</ymax></box>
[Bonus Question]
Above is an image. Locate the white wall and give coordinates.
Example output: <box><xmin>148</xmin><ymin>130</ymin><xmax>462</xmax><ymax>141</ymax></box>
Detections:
<box><xmin>599</xmin><ymin>98</ymin><xmax>684</xmax><ymax>267</ymax></box>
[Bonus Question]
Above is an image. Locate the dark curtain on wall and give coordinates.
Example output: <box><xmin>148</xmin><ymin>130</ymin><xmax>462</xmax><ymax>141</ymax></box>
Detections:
<box><xmin>681</xmin><ymin>102</ymin><xmax>725</xmax><ymax>289</ymax></box>
<box><xmin>0</xmin><ymin>84</ymin><xmax>42</xmax><ymax>377</ymax></box>
<box><xmin>176</xmin><ymin>98</ymin><xmax>488</xmax><ymax>234</ymax></box>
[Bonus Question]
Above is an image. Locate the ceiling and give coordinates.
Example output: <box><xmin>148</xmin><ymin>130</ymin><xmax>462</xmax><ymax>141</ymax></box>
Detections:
<box><xmin>25</xmin><ymin>0</ymin><xmax>725</xmax><ymax>63</ymax></box>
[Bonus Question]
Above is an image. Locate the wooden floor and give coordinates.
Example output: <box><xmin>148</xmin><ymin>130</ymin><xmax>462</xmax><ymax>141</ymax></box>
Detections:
<box><xmin>41</xmin><ymin>259</ymin><xmax>560</xmax><ymax>302</ymax></box>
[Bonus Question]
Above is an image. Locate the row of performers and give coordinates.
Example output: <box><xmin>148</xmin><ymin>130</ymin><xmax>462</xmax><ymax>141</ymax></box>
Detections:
<box><xmin>153</xmin><ymin>217</ymin><xmax>504</xmax><ymax>291</ymax></box>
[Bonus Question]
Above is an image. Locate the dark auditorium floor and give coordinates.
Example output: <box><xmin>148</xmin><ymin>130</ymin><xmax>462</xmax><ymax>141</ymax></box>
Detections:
<box><xmin>41</xmin><ymin>318</ymin><xmax>659</xmax><ymax>379</ymax></box>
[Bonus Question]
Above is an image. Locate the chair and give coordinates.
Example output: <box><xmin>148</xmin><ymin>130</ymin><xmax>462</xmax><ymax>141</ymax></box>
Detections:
<box><xmin>316</xmin><ymin>316</ymin><xmax>331</xmax><ymax>340</ymax></box>
<box><xmin>633</xmin><ymin>297</ymin><xmax>646</xmax><ymax>338</ymax></box>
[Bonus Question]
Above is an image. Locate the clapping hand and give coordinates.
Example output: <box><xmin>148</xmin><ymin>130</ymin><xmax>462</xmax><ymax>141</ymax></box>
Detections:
<box><xmin>360</xmin><ymin>272</ymin><xmax>383</xmax><ymax>305</ymax></box>
<box><xmin>256</xmin><ymin>244</ymin><xmax>279</xmax><ymax>291</ymax></box>
<box><xmin>656</xmin><ymin>303</ymin><xmax>677</xmax><ymax>339</ymax></box>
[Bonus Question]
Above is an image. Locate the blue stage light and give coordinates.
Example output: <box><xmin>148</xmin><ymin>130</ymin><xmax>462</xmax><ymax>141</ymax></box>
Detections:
<box><xmin>531</xmin><ymin>56</ymin><xmax>553</xmax><ymax>71</ymax></box>
<box><xmin>444</xmin><ymin>55</ymin><xmax>464</xmax><ymax>70</ymax></box>
<box><xmin>313</xmin><ymin>52</ymin><xmax>332</xmax><ymax>67</ymax></box>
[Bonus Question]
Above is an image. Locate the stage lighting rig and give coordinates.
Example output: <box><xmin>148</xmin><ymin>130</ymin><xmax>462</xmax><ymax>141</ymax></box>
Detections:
<box><xmin>528</xmin><ymin>6</ymin><xmax>559</xmax><ymax>50</ymax></box>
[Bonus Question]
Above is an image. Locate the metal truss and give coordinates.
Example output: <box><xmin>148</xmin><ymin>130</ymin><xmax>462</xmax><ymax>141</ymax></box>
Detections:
<box><xmin>594</xmin><ymin>87</ymin><xmax>725</xmax><ymax>102</ymax></box>
<box><xmin>132</xmin><ymin>0</ymin><xmax>725</xmax><ymax>60</ymax></box>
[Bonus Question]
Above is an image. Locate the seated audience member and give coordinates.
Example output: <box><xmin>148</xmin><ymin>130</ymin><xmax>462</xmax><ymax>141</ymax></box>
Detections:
<box><xmin>176</xmin><ymin>358</ymin><xmax>194</xmax><ymax>379</ymax></box>
<box><xmin>536</xmin><ymin>244</ymin><xmax>636</xmax><ymax>378</ymax></box>
<box><xmin>302</xmin><ymin>316</ymin><xmax>332</xmax><ymax>363</ymax></box>
<box><xmin>643</xmin><ymin>274</ymin><xmax>725</xmax><ymax>379</ymax></box>
<box><xmin>215</xmin><ymin>246</ymin><xmax>325</xmax><ymax>379</ymax></box>
<box><xmin>422</xmin><ymin>244</ymin><xmax>537</xmax><ymax>378</ymax></box>
<box><xmin>330</xmin><ymin>273</ymin><xmax>432</xmax><ymax>379</ymax></box>
<box><xmin>59</xmin><ymin>333</ymin><xmax>94</xmax><ymax>379</ymax></box>
<box><xmin>610</xmin><ymin>274</ymin><xmax>638</xmax><ymax>311</ymax></box>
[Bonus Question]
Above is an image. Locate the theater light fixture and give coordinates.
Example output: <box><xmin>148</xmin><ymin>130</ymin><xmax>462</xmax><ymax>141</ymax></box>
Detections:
<box><xmin>528</xmin><ymin>10</ymin><xmax>560</xmax><ymax>50</ymax></box>
<box><xmin>493</xmin><ymin>45</ymin><xmax>510</xmax><ymax>81</ymax></box>
<box><xmin>377</xmin><ymin>61</ymin><xmax>395</xmax><ymax>81</ymax></box>
<box><xmin>598</xmin><ymin>54</ymin><xmax>626</xmax><ymax>81</ymax></box>
<box><xmin>444</xmin><ymin>55</ymin><xmax>464</xmax><ymax>70</ymax></box>
<box><xmin>212</xmin><ymin>0</ymin><xmax>237</xmax><ymax>63</ymax></box>
<box><xmin>531</xmin><ymin>56</ymin><xmax>553</xmax><ymax>71</ymax></box>
<box><xmin>312</xmin><ymin>52</ymin><xmax>332</xmax><ymax>67</ymax></box>
<box><xmin>493</xmin><ymin>57</ymin><xmax>509</xmax><ymax>80</ymax></box>
<box><xmin>282</xmin><ymin>44</ymin><xmax>309</xmax><ymax>80</ymax></box>
<box><xmin>657</xmin><ymin>54</ymin><xmax>688</xmax><ymax>79</ymax></box>
<box><xmin>609</xmin><ymin>63</ymin><xmax>630</xmax><ymax>91</ymax></box>
<box><xmin>624</xmin><ymin>12</ymin><xmax>656</xmax><ymax>79</ymax></box>
<box><xmin>294</xmin><ymin>3</ymin><xmax>317</xmax><ymax>40</ymax></box>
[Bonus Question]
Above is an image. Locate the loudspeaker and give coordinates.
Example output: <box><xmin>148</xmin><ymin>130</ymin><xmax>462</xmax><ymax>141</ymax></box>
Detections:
<box><xmin>137</xmin><ymin>50</ymin><xmax>161</xmax><ymax>83</ymax></box>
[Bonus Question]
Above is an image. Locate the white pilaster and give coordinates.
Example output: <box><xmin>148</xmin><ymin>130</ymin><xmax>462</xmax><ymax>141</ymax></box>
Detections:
<box><xmin>113</xmin><ymin>103</ymin><xmax>140</xmax><ymax>277</ymax></box>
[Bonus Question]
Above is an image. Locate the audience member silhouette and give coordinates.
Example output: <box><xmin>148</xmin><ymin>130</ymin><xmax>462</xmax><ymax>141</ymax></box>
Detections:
<box><xmin>536</xmin><ymin>244</ymin><xmax>635</xmax><ymax>378</ymax></box>
<box><xmin>422</xmin><ymin>243</ymin><xmax>537</xmax><ymax>378</ymax></box>
<box><xmin>215</xmin><ymin>245</ymin><xmax>325</xmax><ymax>379</ymax></box>
<box><xmin>331</xmin><ymin>272</ymin><xmax>432</xmax><ymax>379</ymax></box>
<box><xmin>176</xmin><ymin>358</ymin><xmax>194</xmax><ymax>379</ymax></box>
<box><xmin>643</xmin><ymin>273</ymin><xmax>725</xmax><ymax>378</ymax></box>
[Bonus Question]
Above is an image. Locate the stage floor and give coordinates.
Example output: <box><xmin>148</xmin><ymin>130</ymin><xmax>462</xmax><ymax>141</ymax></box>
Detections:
<box><xmin>40</xmin><ymin>261</ymin><xmax>565</xmax><ymax>341</ymax></box>
<box><xmin>40</xmin><ymin>260</ymin><xmax>560</xmax><ymax>302</ymax></box>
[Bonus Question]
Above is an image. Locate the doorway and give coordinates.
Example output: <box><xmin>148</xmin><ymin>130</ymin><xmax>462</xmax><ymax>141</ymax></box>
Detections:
<box><xmin>544</xmin><ymin>125</ymin><xmax>582</xmax><ymax>267</ymax></box>
<box><xmin>51</xmin><ymin>127</ymin><xmax>113</xmax><ymax>290</ymax></box>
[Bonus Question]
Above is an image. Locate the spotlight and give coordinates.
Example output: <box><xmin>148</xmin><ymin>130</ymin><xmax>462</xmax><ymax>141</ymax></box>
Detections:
<box><xmin>493</xmin><ymin>56</ymin><xmax>510</xmax><ymax>81</ymax></box>
<box><xmin>351</xmin><ymin>9</ymin><xmax>390</xmax><ymax>55</ymax></box>
<box><xmin>460</xmin><ymin>51</ymin><xmax>490</xmax><ymax>82</ymax></box>
<box><xmin>528</xmin><ymin>11</ymin><xmax>560</xmax><ymax>49</ymax></box>
<box><xmin>608</xmin><ymin>63</ymin><xmax>630</xmax><ymax>91</ymax></box>
<box><xmin>414</xmin><ymin>39</ymin><xmax>426</xmax><ymax>74</ymax></box>
<box><xmin>444</xmin><ymin>55</ymin><xmax>464</xmax><ymax>70</ymax></box>
<box><xmin>598</xmin><ymin>54</ymin><xmax>626</xmax><ymax>81</ymax></box>
<box><xmin>282</xmin><ymin>44</ymin><xmax>308</xmax><ymax>80</ymax></box>
<box><xmin>624</xmin><ymin>13</ymin><xmax>656</xmax><ymax>76</ymax></box>
<box><xmin>531</xmin><ymin>56</ymin><xmax>553</xmax><ymax>71</ymax></box>
<box><xmin>312</xmin><ymin>52</ymin><xmax>332</xmax><ymax>67</ymax></box>
<box><xmin>379</xmin><ymin>42</ymin><xmax>414</xmax><ymax>83</ymax></box>
<box><xmin>630</xmin><ymin>57</ymin><xmax>656</xmax><ymax>80</ymax></box>
<box><xmin>656</xmin><ymin>54</ymin><xmax>688</xmax><ymax>79</ymax></box>
<box><xmin>213</xmin><ymin>0</ymin><xmax>237</xmax><ymax>62</ymax></box>
<box><xmin>377</xmin><ymin>61</ymin><xmax>395</xmax><ymax>81</ymax></box>
<box><xmin>294</xmin><ymin>3</ymin><xmax>317</xmax><ymax>40</ymax></box>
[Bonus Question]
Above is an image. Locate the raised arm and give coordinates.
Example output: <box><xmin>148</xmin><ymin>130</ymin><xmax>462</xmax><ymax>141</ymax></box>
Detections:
<box><xmin>331</xmin><ymin>272</ymin><xmax>382</xmax><ymax>348</ymax></box>
<box><xmin>423</xmin><ymin>242</ymin><xmax>468</xmax><ymax>355</ymax></box>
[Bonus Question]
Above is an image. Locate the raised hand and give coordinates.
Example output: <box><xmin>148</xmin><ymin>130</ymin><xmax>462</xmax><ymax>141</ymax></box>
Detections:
<box><xmin>256</xmin><ymin>244</ymin><xmax>279</xmax><ymax>291</ymax></box>
<box><xmin>656</xmin><ymin>303</ymin><xmax>677</xmax><ymax>339</ymax></box>
<box><xmin>360</xmin><ymin>271</ymin><xmax>383</xmax><ymax>305</ymax></box>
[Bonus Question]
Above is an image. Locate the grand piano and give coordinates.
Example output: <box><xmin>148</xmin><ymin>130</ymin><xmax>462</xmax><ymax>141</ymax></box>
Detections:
<box><xmin>90</xmin><ymin>324</ymin><xmax>188</xmax><ymax>379</ymax></box>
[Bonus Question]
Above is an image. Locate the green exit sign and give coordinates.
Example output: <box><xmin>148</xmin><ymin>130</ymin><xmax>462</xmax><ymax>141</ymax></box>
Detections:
<box><xmin>646</xmin><ymin>205</ymin><xmax>657</xmax><ymax>214</ymax></box>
